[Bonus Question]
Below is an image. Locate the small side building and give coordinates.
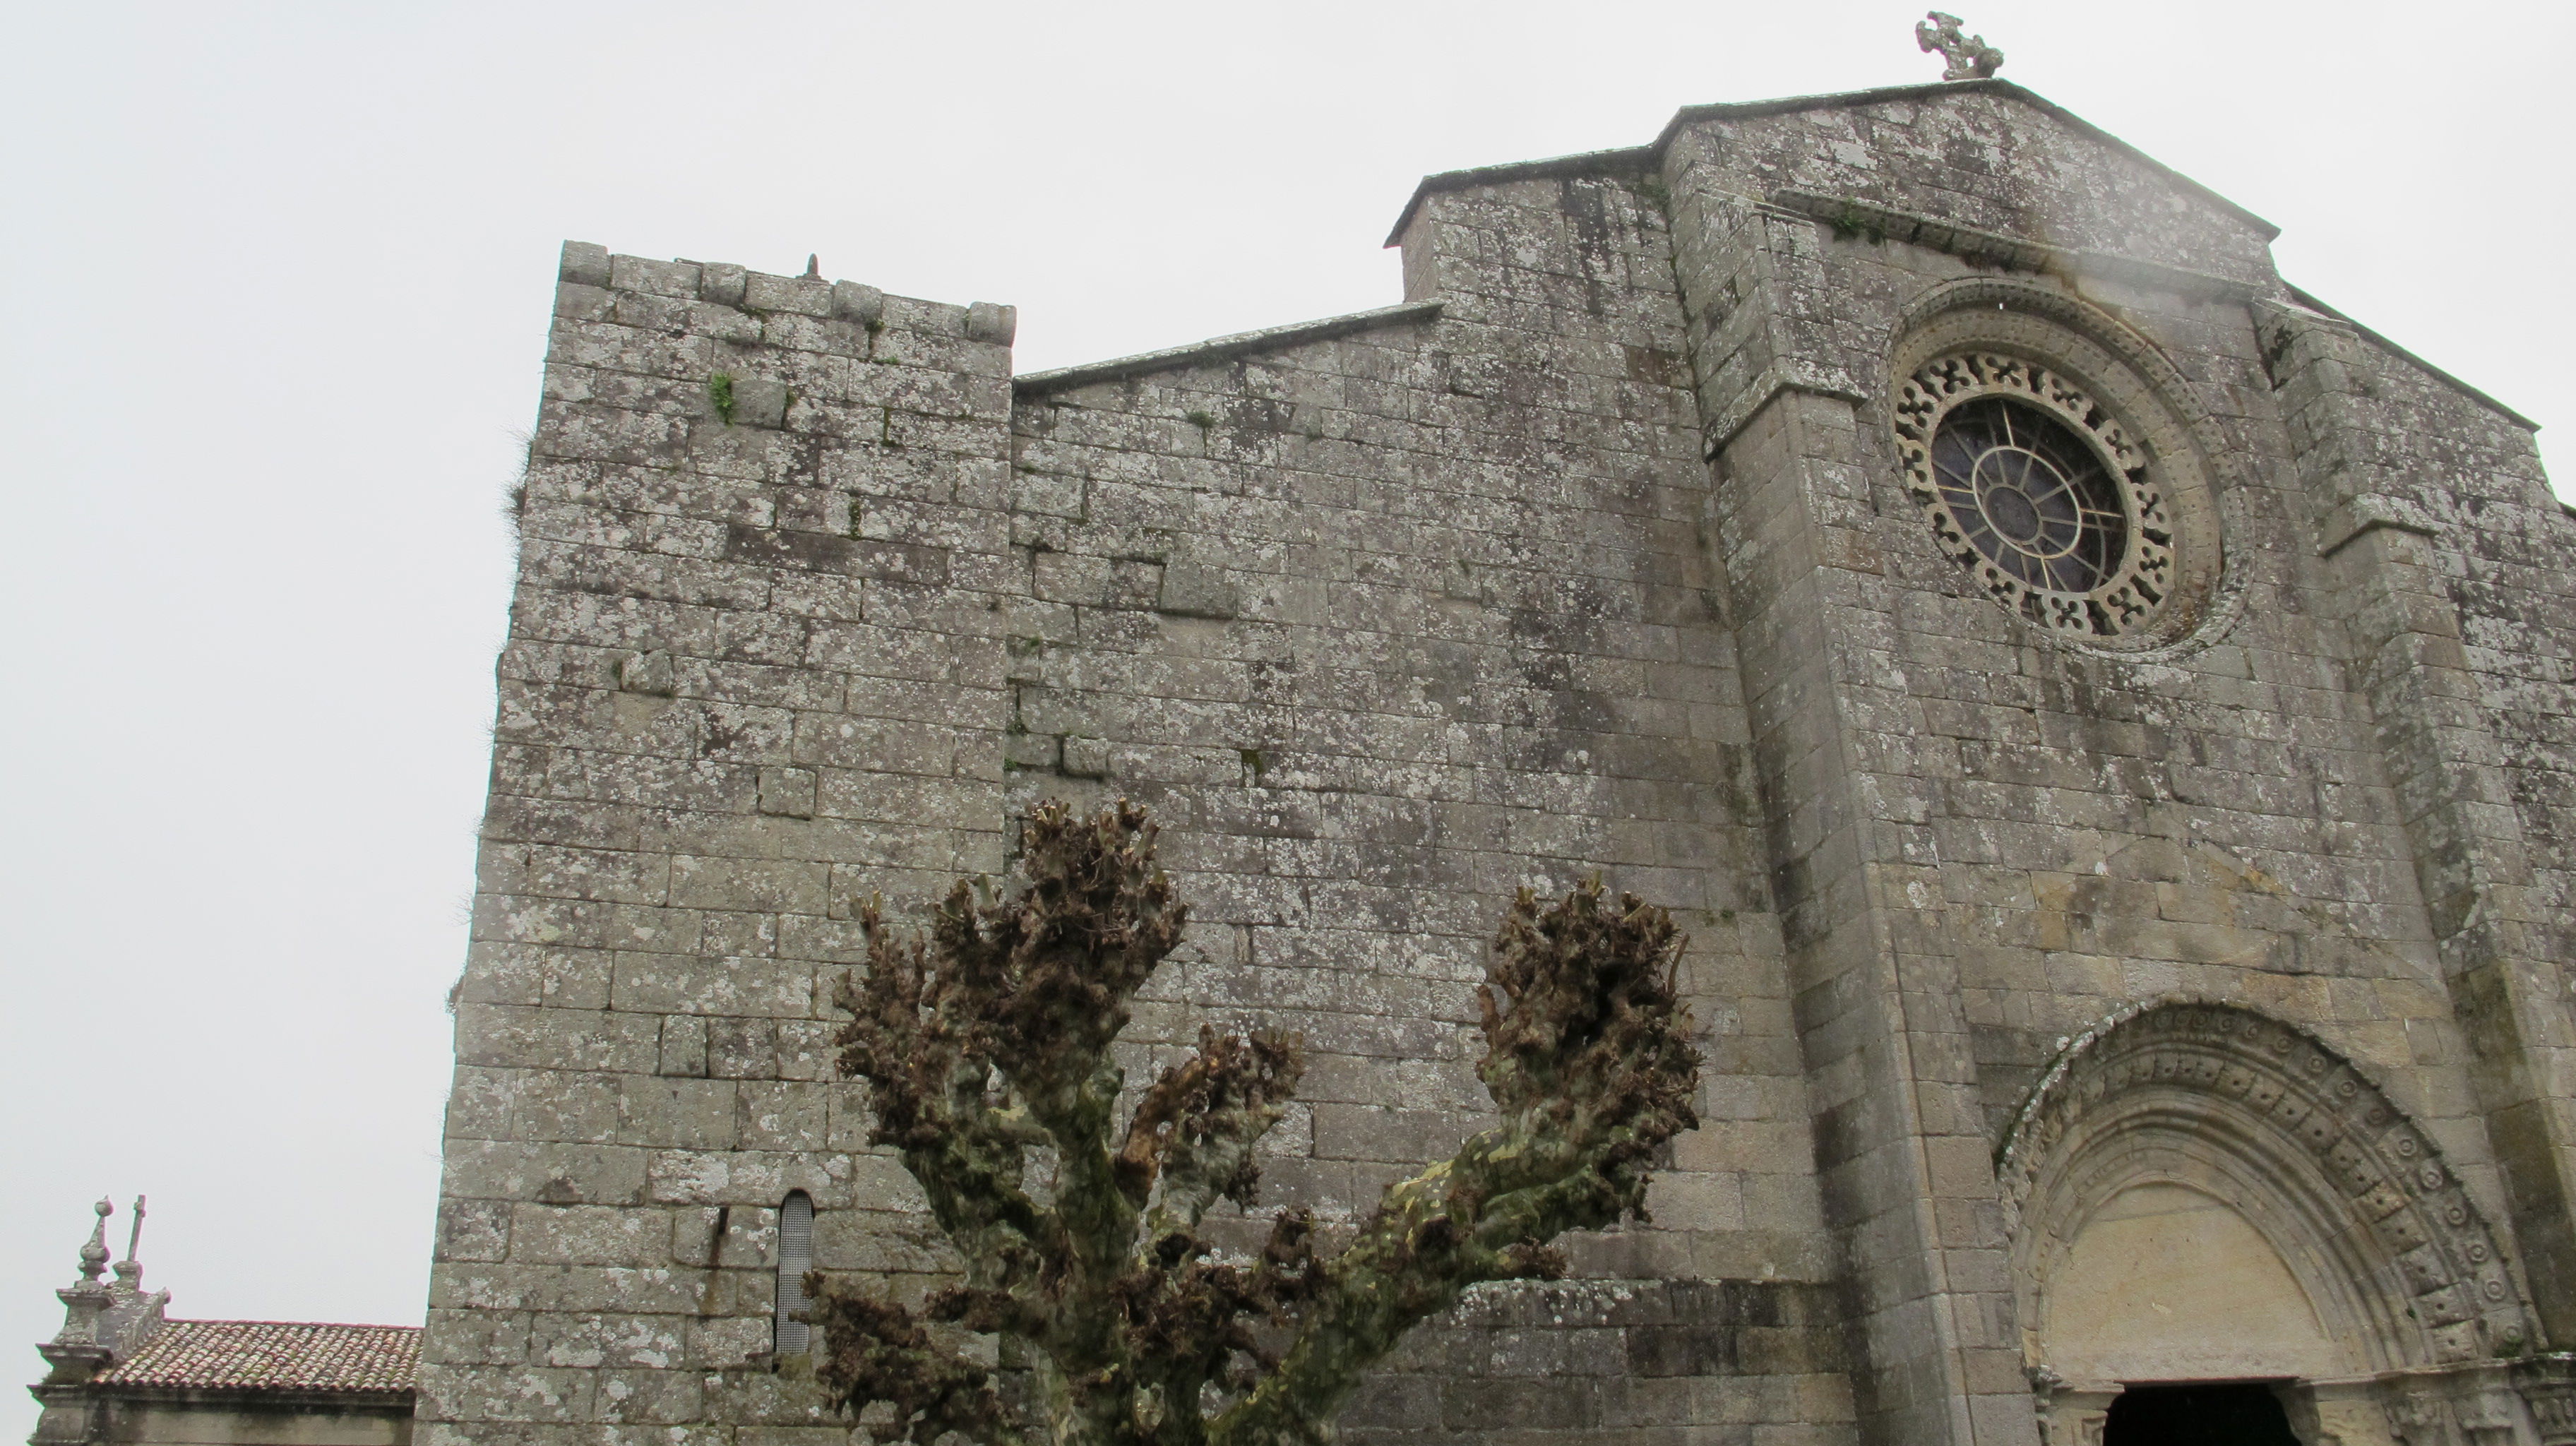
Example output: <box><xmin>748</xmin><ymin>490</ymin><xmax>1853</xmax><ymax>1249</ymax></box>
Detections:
<box><xmin>28</xmin><ymin>1202</ymin><xmax>417</xmax><ymax>1446</ymax></box>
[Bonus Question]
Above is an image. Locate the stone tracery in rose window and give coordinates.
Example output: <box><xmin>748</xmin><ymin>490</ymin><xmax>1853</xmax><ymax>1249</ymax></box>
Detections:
<box><xmin>1892</xmin><ymin>350</ymin><xmax>2177</xmax><ymax>638</ymax></box>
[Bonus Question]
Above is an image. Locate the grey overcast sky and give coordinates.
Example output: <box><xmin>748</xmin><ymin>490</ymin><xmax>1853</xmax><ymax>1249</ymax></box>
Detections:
<box><xmin>4</xmin><ymin>1</ymin><xmax>2568</xmax><ymax>1431</ymax></box>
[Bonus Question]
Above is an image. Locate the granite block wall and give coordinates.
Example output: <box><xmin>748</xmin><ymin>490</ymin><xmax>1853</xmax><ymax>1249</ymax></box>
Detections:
<box><xmin>426</xmin><ymin>76</ymin><xmax>2576</xmax><ymax>1446</ymax></box>
<box><xmin>1010</xmin><ymin>164</ymin><xmax>1830</xmax><ymax>1291</ymax></box>
<box><xmin>427</xmin><ymin>244</ymin><xmax>1025</xmax><ymax>1446</ymax></box>
<box><xmin>1640</xmin><ymin>82</ymin><xmax>2575</xmax><ymax>1446</ymax></box>
<box><xmin>427</xmin><ymin>175</ymin><xmax>1849</xmax><ymax>1446</ymax></box>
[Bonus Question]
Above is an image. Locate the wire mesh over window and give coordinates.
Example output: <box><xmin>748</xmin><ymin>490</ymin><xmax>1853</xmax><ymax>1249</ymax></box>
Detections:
<box><xmin>773</xmin><ymin>1191</ymin><xmax>814</xmax><ymax>1356</ymax></box>
<box><xmin>1927</xmin><ymin>396</ymin><xmax>2129</xmax><ymax>595</ymax></box>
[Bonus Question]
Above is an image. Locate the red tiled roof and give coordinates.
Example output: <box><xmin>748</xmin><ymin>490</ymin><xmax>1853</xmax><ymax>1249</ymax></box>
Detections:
<box><xmin>96</xmin><ymin>1320</ymin><xmax>419</xmax><ymax>1395</ymax></box>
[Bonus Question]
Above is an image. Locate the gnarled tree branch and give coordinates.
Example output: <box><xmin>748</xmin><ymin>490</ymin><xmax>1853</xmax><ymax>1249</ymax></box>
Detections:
<box><xmin>812</xmin><ymin>806</ymin><xmax>1702</xmax><ymax>1446</ymax></box>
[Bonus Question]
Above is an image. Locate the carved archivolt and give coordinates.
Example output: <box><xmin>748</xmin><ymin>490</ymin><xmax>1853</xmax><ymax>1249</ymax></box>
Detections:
<box><xmin>1998</xmin><ymin>999</ymin><xmax>2537</xmax><ymax>1373</ymax></box>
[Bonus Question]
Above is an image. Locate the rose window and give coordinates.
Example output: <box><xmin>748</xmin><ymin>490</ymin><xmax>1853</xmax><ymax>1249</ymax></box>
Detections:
<box><xmin>1894</xmin><ymin>351</ymin><xmax>2176</xmax><ymax>638</ymax></box>
<box><xmin>1931</xmin><ymin>397</ymin><xmax>2125</xmax><ymax>594</ymax></box>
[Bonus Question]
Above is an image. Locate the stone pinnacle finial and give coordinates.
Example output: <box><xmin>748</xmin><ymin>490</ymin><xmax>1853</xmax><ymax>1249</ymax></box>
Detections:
<box><xmin>42</xmin><ymin>1200</ymin><xmax>129</xmax><ymax>1376</ymax></box>
<box><xmin>77</xmin><ymin>1198</ymin><xmax>112</xmax><ymax>1282</ymax></box>
<box><xmin>804</xmin><ymin>253</ymin><xmax>821</xmax><ymax>279</ymax></box>
<box><xmin>1916</xmin><ymin>11</ymin><xmax>2004</xmax><ymax>80</ymax></box>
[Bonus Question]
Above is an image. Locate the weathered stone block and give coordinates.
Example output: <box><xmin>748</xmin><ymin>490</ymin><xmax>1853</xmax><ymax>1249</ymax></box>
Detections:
<box><xmin>721</xmin><ymin>376</ymin><xmax>789</xmax><ymax>430</ymax></box>
<box><xmin>831</xmin><ymin>280</ymin><xmax>885</xmax><ymax>328</ymax></box>
<box><xmin>609</xmin><ymin>256</ymin><xmax>700</xmax><ymax>299</ymax></box>
<box><xmin>698</xmin><ymin>263</ymin><xmax>748</xmax><ymax>307</ymax></box>
<box><xmin>742</xmin><ymin>272</ymin><xmax>833</xmax><ymax>317</ymax></box>
<box><xmin>560</xmin><ymin>241</ymin><xmax>612</xmax><ymax>289</ymax></box>
<box><xmin>756</xmin><ymin>765</ymin><xmax>818</xmax><ymax>819</ymax></box>
<box><xmin>444</xmin><ymin>1138</ymin><xmax>648</xmax><ymax>1207</ymax></box>
<box><xmin>656</xmin><ymin>1015</ymin><xmax>709</xmax><ymax>1078</ymax></box>
<box><xmin>963</xmin><ymin>301</ymin><xmax>1017</xmax><ymax>345</ymax></box>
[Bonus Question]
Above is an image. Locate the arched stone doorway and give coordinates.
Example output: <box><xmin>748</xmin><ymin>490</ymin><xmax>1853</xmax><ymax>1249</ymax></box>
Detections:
<box><xmin>1996</xmin><ymin>999</ymin><xmax>2572</xmax><ymax>1445</ymax></box>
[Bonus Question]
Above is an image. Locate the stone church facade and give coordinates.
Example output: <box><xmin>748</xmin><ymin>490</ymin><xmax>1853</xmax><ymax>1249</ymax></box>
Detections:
<box><xmin>419</xmin><ymin>77</ymin><xmax>2576</xmax><ymax>1446</ymax></box>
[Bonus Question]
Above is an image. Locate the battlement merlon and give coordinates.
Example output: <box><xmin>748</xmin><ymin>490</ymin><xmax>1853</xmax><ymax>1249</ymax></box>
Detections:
<box><xmin>546</xmin><ymin>238</ymin><xmax>1015</xmax><ymax>418</ymax></box>
<box><xmin>523</xmin><ymin>239</ymin><xmax>1023</xmax><ymax>571</ymax></box>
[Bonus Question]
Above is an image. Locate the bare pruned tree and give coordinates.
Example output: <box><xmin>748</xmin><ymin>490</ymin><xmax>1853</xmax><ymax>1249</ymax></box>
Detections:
<box><xmin>809</xmin><ymin>799</ymin><xmax>1702</xmax><ymax>1446</ymax></box>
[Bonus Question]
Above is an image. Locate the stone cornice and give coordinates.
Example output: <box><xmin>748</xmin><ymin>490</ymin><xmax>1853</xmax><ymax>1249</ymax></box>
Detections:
<box><xmin>1766</xmin><ymin>189</ymin><xmax>2262</xmax><ymax>304</ymax></box>
<box><xmin>1657</xmin><ymin>80</ymin><xmax>2280</xmax><ymax>241</ymax></box>
<box><xmin>1384</xmin><ymin>78</ymin><xmax>2282</xmax><ymax>251</ymax></box>
<box><xmin>1381</xmin><ymin>147</ymin><xmax>1655</xmax><ymax>247</ymax></box>
<box><xmin>1013</xmin><ymin>301</ymin><xmax>1445</xmax><ymax>398</ymax></box>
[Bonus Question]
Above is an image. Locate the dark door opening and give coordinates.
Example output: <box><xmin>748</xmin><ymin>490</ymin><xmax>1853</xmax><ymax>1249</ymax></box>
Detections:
<box><xmin>2102</xmin><ymin>1382</ymin><xmax>2299</xmax><ymax>1445</ymax></box>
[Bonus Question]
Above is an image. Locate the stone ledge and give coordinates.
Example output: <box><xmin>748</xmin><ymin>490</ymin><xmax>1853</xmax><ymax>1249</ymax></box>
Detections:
<box><xmin>1664</xmin><ymin>79</ymin><xmax>2279</xmax><ymax>240</ymax></box>
<box><xmin>1381</xmin><ymin>146</ymin><xmax>1657</xmax><ymax>247</ymax></box>
<box><xmin>1767</xmin><ymin>189</ymin><xmax>2260</xmax><ymax>304</ymax></box>
<box><xmin>2317</xmin><ymin>494</ymin><xmax>2442</xmax><ymax>557</ymax></box>
<box><xmin>1013</xmin><ymin>301</ymin><xmax>1445</xmax><ymax>398</ymax></box>
<box><xmin>1701</xmin><ymin>360</ymin><xmax>1870</xmax><ymax>458</ymax></box>
<box><xmin>553</xmin><ymin>240</ymin><xmax>982</xmax><ymax>344</ymax></box>
<box><xmin>1382</xmin><ymin>80</ymin><xmax>2282</xmax><ymax>253</ymax></box>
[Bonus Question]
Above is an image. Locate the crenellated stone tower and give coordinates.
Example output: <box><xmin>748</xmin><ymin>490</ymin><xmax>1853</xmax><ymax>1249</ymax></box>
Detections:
<box><xmin>424</xmin><ymin>76</ymin><xmax>2576</xmax><ymax>1446</ymax></box>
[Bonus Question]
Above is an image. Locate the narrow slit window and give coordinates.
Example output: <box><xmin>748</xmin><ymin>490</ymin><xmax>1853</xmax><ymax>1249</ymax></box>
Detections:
<box><xmin>774</xmin><ymin>1191</ymin><xmax>814</xmax><ymax>1355</ymax></box>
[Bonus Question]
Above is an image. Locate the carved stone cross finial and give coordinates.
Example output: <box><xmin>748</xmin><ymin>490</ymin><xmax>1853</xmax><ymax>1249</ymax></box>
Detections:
<box><xmin>1917</xmin><ymin>11</ymin><xmax>2004</xmax><ymax>80</ymax></box>
<box><xmin>112</xmin><ymin>1195</ymin><xmax>148</xmax><ymax>1295</ymax></box>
